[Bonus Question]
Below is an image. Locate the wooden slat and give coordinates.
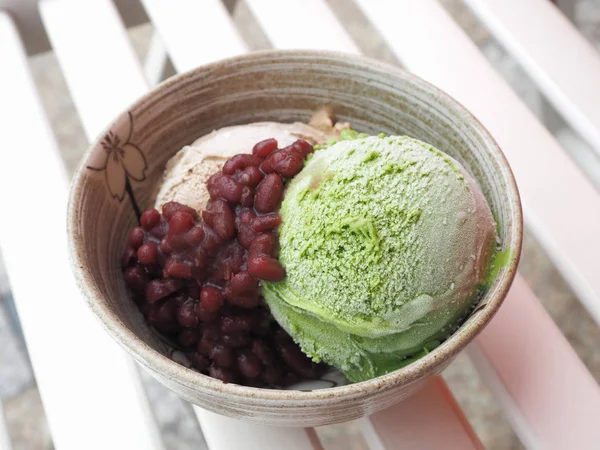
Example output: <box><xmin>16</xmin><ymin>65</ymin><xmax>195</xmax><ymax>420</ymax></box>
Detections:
<box><xmin>39</xmin><ymin>0</ymin><xmax>148</xmax><ymax>140</ymax></box>
<box><xmin>245</xmin><ymin>0</ymin><xmax>359</xmax><ymax>53</ymax></box>
<box><xmin>0</xmin><ymin>11</ymin><xmax>162</xmax><ymax>450</ymax></box>
<box><xmin>194</xmin><ymin>409</ymin><xmax>322</xmax><ymax>450</ymax></box>
<box><xmin>465</xmin><ymin>0</ymin><xmax>600</xmax><ymax>153</ymax></box>
<box><xmin>140</xmin><ymin>0</ymin><xmax>247</xmax><ymax>73</ymax></box>
<box><xmin>469</xmin><ymin>275</ymin><xmax>600</xmax><ymax>449</ymax></box>
<box><xmin>40</xmin><ymin>1</ymin><xmax>318</xmax><ymax>448</ymax></box>
<box><xmin>0</xmin><ymin>402</ymin><xmax>11</xmax><ymax>450</ymax></box>
<box><xmin>355</xmin><ymin>0</ymin><xmax>600</xmax><ymax>334</ymax></box>
<box><xmin>143</xmin><ymin>31</ymin><xmax>170</xmax><ymax>85</ymax></box>
<box><xmin>359</xmin><ymin>377</ymin><xmax>483</xmax><ymax>450</ymax></box>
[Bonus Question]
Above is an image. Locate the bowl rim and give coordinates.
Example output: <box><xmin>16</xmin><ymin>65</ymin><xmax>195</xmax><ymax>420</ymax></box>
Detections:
<box><xmin>67</xmin><ymin>49</ymin><xmax>522</xmax><ymax>402</ymax></box>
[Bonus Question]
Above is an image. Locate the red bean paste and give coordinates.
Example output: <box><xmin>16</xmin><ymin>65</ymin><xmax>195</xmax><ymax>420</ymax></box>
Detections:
<box><xmin>122</xmin><ymin>138</ymin><xmax>326</xmax><ymax>387</ymax></box>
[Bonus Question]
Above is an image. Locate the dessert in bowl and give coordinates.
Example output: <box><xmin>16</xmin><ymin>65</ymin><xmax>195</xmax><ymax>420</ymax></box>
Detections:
<box><xmin>67</xmin><ymin>50</ymin><xmax>521</xmax><ymax>426</ymax></box>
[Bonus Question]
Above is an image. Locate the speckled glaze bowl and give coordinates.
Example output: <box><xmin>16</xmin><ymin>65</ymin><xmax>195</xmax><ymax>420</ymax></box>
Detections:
<box><xmin>67</xmin><ymin>50</ymin><xmax>522</xmax><ymax>427</ymax></box>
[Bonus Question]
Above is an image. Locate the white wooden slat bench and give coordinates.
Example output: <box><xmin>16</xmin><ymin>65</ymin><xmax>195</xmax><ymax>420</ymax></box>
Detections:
<box><xmin>1</xmin><ymin>0</ymin><xmax>599</xmax><ymax>448</ymax></box>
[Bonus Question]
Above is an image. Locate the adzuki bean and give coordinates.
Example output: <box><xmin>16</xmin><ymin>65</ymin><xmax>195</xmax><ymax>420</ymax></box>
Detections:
<box><xmin>140</xmin><ymin>208</ymin><xmax>161</xmax><ymax>230</ymax></box>
<box><xmin>121</xmin><ymin>138</ymin><xmax>325</xmax><ymax>387</ymax></box>
<box><xmin>200</xmin><ymin>285</ymin><xmax>224</xmax><ymax>313</ymax></box>
<box><xmin>252</xmin><ymin>138</ymin><xmax>278</xmax><ymax>158</ymax></box>
<box><xmin>254</xmin><ymin>174</ymin><xmax>283</xmax><ymax>213</ymax></box>
<box><xmin>251</xmin><ymin>214</ymin><xmax>282</xmax><ymax>233</ymax></box>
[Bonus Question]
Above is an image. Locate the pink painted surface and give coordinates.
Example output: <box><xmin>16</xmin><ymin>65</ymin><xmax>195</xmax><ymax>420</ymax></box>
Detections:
<box><xmin>475</xmin><ymin>275</ymin><xmax>600</xmax><ymax>449</ymax></box>
<box><xmin>369</xmin><ymin>377</ymin><xmax>483</xmax><ymax>450</ymax></box>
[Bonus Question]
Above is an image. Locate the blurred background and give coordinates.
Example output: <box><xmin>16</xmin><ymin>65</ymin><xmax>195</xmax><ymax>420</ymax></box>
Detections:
<box><xmin>0</xmin><ymin>0</ymin><xmax>599</xmax><ymax>449</ymax></box>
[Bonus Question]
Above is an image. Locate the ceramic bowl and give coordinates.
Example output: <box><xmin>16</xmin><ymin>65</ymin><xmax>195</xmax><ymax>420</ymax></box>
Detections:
<box><xmin>67</xmin><ymin>50</ymin><xmax>522</xmax><ymax>427</ymax></box>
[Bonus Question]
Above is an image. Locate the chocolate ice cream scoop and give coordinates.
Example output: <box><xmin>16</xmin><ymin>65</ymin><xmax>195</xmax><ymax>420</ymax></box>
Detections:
<box><xmin>154</xmin><ymin>121</ymin><xmax>331</xmax><ymax>213</ymax></box>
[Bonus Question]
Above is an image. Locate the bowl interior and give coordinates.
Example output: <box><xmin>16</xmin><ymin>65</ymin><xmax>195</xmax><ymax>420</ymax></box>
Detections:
<box><xmin>69</xmin><ymin>50</ymin><xmax>521</xmax><ymax>397</ymax></box>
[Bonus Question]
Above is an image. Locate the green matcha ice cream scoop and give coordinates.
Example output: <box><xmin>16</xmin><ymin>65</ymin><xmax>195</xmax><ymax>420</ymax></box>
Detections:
<box><xmin>263</xmin><ymin>135</ymin><xmax>497</xmax><ymax>382</ymax></box>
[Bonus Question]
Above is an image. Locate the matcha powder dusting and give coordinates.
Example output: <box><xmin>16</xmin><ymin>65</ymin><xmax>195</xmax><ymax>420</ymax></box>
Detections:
<box><xmin>263</xmin><ymin>135</ymin><xmax>497</xmax><ymax>382</ymax></box>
